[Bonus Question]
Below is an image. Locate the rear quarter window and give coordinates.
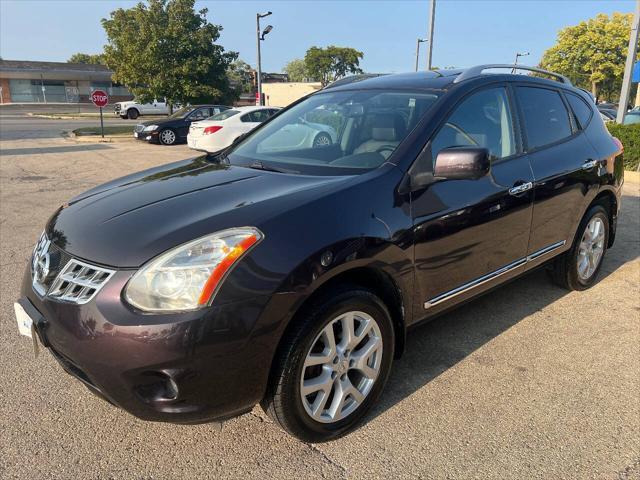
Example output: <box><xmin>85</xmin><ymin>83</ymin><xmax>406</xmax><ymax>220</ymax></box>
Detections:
<box><xmin>566</xmin><ymin>92</ymin><xmax>594</xmax><ymax>129</ymax></box>
<box><xmin>516</xmin><ymin>86</ymin><xmax>572</xmax><ymax>150</ymax></box>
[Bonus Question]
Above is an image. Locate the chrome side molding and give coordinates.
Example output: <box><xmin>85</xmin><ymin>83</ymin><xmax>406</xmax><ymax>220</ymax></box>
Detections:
<box><xmin>424</xmin><ymin>240</ymin><xmax>566</xmax><ymax>309</ymax></box>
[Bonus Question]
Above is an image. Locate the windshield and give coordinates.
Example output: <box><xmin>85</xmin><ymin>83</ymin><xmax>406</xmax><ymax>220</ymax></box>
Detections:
<box><xmin>168</xmin><ymin>107</ymin><xmax>193</xmax><ymax>119</ymax></box>
<box><xmin>227</xmin><ymin>89</ymin><xmax>441</xmax><ymax>175</ymax></box>
<box><xmin>210</xmin><ymin>109</ymin><xmax>240</xmax><ymax>121</ymax></box>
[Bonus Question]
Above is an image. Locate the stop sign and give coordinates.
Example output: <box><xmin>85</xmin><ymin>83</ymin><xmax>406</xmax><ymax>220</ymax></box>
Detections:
<box><xmin>90</xmin><ymin>90</ymin><xmax>109</xmax><ymax>108</ymax></box>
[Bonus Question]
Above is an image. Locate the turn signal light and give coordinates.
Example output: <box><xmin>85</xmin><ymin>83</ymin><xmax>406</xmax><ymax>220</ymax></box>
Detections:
<box><xmin>204</xmin><ymin>126</ymin><xmax>223</xmax><ymax>135</ymax></box>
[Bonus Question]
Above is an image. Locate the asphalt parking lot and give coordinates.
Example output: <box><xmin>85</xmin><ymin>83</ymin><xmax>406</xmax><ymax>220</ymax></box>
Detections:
<box><xmin>0</xmin><ymin>115</ymin><xmax>639</xmax><ymax>479</ymax></box>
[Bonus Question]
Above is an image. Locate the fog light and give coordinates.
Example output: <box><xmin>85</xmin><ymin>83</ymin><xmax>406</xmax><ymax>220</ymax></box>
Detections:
<box><xmin>135</xmin><ymin>371</ymin><xmax>179</xmax><ymax>403</ymax></box>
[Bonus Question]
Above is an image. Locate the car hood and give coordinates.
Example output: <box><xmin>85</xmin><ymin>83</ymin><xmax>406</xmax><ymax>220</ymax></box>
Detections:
<box><xmin>46</xmin><ymin>156</ymin><xmax>347</xmax><ymax>267</ymax></box>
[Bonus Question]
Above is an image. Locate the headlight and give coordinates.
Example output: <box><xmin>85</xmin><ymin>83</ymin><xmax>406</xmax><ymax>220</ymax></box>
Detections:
<box><xmin>143</xmin><ymin>125</ymin><xmax>159</xmax><ymax>132</ymax></box>
<box><xmin>124</xmin><ymin>227</ymin><xmax>263</xmax><ymax>312</ymax></box>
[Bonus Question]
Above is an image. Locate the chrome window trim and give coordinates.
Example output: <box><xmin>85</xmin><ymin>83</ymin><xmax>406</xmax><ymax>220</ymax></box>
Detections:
<box><xmin>424</xmin><ymin>240</ymin><xmax>566</xmax><ymax>309</ymax></box>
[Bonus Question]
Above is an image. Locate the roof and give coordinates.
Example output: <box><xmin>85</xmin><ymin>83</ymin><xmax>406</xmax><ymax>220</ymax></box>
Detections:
<box><xmin>0</xmin><ymin>59</ymin><xmax>112</xmax><ymax>74</ymax></box>
<box><xmin>324</xmin><ymin>66</ymin><xmax>574</xmax><ymax>93</ymax></box>
<box><xmin>232</xmin><ymin>105</ymin><xmax>281</xmax><ymax>112</ymax></box>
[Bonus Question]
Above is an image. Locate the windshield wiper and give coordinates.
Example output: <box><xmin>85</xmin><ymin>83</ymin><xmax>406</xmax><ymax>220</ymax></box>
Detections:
<box><xmin>248</xmin><ymin>161</ymin><xmax>298</xmax><ymax>174</ymax></box>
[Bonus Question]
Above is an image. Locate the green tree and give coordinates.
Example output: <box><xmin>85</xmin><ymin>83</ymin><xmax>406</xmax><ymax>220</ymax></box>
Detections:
<box><xmin>68</xmin><ymin>53</ymin><xmax>106</xmax><ymax>65</ymax></box>
<box><xmin>539</xmin><ymin>12</ymin><xmax>637</xmax><ymax>101</ymax></box>
<box><xmin>304</xmin><ymin>46</ymin><xmax>364</xmax><ymax>86</ymax></box>
<box><xmin>101</xmin><ymin>0</ymin><xmax>238</xmax><ymax>109</ymax></box>
<box><xmin>227</xmin><ymin>59</ymin><xmax>254</xmax><ymax>94</ymax></box>
<box><xmin>283</xmin><ymin>58</ymin><xmax>308</xmax><ymax>82</ymax></box>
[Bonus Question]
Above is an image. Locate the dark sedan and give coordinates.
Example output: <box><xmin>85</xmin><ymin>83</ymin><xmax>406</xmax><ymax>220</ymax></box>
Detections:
<box><xmin>16</xmin><ymin>65</ymin><xmax>623</xmax><ymax>442</ymax></box>
<box><xmin>134</xmin><ymin>105</ymin><xmax>230</xmax><ymax>145</ymax></box>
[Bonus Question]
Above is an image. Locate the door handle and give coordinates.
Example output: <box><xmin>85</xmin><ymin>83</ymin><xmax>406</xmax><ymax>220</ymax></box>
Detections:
<box><xmin>509</xmin><ymin>181</ymin><xmax>533</xmax><ymax>196</ymax></box>
<box><xmin>582</xmin><ymin>159</ymin><xmax>599</xmax><ymax>170</ymax></box>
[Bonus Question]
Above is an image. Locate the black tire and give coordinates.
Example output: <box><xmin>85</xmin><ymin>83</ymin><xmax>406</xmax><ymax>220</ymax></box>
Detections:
<box><xmin>550</xmin><ymin>204</ymin><xmax>609</xmax><ymax>291</ymax></box>
<box><xmin>158</xmin><ymin>128</ymin><xmax>177</xmax><ymax>145</ymax></box>
<box><xmin>312</xmin><ymin>132</ymin><xmax>332</xmax><ymax>148</ymax></box>
<box><xmin>127</xmin><ymin>108</ymin><xmax>139</xmax><ymax>120</ymax></box>
<box><xmin>262</xmin><ymin>285</ymin><xmax>395</xmax><ymax>443</ymax></box>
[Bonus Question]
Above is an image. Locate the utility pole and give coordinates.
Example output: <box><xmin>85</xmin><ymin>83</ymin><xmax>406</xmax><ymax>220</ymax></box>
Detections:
<box><xmin>415</xmin><ymin>38</ymin><xmax>427</xmax><ymax>71</ymax></box>
<box><xmin>617</xmin><ymin>0</ymin><xmax>640</xmax><ymax>123</ymax></box>
<box><xmin>425</xmin><ymin>0</ymin><xmax>436</xmax><ymax>70</ymax></box>
<box><xmin>512</xmin><ymin>51</ymin><xmax>530</xmax><ymax>73</ymax></box>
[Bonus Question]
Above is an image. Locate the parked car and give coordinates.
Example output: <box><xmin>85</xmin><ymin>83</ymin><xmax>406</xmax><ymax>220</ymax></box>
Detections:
<box><xmin>187</xmin><ymin>106</ymin><xmax>279</xmax><ymax>152</ymax></box>
<box><xmin>135</xmin><ymin>105</ymin><xmax>230</xmax><ymax>145</ymax></box>
<box><xmin>597</xmin><ymin>107</ymin><xmax>617</xmax><ymax>121</ymax></box>
<box><xmin>623</xmin><ymin>111</ymin><xmax>640</xmax><ymax>125</ymax></box>
<box><xmin>16</xmin><ymin>65</ymin><xmax>624</xmax><ymax>442</ymax></box>
<box><xmin>114</xmin><ymin>98</ymin><xmax>177</xmax><ymax>119</ymax></box>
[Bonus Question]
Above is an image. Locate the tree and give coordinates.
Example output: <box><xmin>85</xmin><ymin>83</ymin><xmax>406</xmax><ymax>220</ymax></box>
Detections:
<box><xmin>304</xmin><ymin>46</ymin><xmax>364</xmax><ymax>86</ymax></box>
<box><xmin>539</xmin><ymin>13</ymin><xmax>637</xmax><ymax>101</ymax></box>
<box><xmin>101</xmin><ymin>0</ymin><xmax>238</xmax><ymax>109</ymax></box>
<box><xmin>227</xmin><ymin>59</ymin><xmax>254</xmax><ymax>94</ymax></box>
<box><xmin>283</xmin><ymin>58</ymin><xmax>308</xmax><ymax>82</ymax></box>
<box><xmin>68</xmin><ymin>53</ymin><xmax>106</xmax><ymax>65</ymax></box>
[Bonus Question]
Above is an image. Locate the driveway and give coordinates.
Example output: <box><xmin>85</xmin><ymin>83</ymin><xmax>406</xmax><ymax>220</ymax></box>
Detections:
<box><xmin>1</xmin><ymin>132</ymin><xmax>638</xmax><ymax>479</ymax></box>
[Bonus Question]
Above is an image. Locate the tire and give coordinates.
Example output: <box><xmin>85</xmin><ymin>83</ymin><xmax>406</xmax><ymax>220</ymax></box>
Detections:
<box><xmin>158</xmin><ymin>128</ymin><xmax>177</xmax><ymax>145</ymax></box>
<box><xmin>262</xmin><ymin>286</ymin><xmax>395</xmax><ymax>442</ymax></box>
<box><xmin>312</xmin><ymin>132</ymin><xmax>332</xmax><ymax>148</ymax></box>
<box><xmin>550</xmin><ymin>204</ymin><xmax>609</xmax><ymax>291</ymax></box>
<box><xmin>127</xmin><ymin>108</ymin><xmax>139</xmax><ymax>120</ymax></box>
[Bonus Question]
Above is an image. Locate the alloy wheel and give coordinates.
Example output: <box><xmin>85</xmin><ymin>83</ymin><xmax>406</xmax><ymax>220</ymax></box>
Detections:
<box><xmin>313</xmin><ymin>133</ymin><xmax>332</xmax><ymax>147</ymax></box>
<box><xmin>300</xmin><ymin>311</ymin><xmax>383</xmax><ymax>423</ymax></box>
<box><xmin>577</xmin><ymin>216</ymin><xmax>605</xmax><ymax>281</ymax></box>
<box><xmin>160</xmin><ymin>129</ymin><xmax>176</xmax><ymax>145</ymax></box>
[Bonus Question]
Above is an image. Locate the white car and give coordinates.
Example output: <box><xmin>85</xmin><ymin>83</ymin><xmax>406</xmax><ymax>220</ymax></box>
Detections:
<box><xmin>114</xmin><ymin>98</ymin><xmax>176</xmax><ymax>120</ymax></box>
<box><xmin>187</xmin><ymin>106</ymin><xmax>280</xmax><ymax>153</ymax></box>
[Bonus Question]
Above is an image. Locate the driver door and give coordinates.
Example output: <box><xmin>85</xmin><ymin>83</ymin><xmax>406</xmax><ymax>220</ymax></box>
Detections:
<box><xmin>411</xmin><ymin>85</ymin><xmax>535</xmax><ymax>316</ymax></box>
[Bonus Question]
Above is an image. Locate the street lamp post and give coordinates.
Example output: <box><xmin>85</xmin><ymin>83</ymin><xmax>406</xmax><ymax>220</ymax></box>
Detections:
<box><xmin>415</xmin><ymin>38</ymin><xmax>427</xmax><ymax>72</ymax></box>
<box><xmin>511</xmin><ymin>51</ymin><xmax>530</xmax><ymax>73</ymax></box>
<box><xmin>256</xmin><ymin>11</ymin><xmax>273</xmax><ymax>106</ymax></box>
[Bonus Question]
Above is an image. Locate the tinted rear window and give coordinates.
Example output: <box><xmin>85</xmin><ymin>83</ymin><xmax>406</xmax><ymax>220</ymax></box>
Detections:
<box><xmin>566</xmin><ymin>93</ymin><xmax>593</xmax><ymax>129</ymax></box>
<box><xmin>516</xmin><ymin>87</ymin><xmax>572</xmax><ymax>150</ymax></box>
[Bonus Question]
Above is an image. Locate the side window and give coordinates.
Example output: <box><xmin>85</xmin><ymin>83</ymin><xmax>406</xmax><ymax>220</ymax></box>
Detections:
<box><xmin>566</xmin><ymin>93</ymin><xmax>593</xmax><ymax>129</ymax></box>
<box><xmin>251</xmin><ymin>110</ymin><xmax>271</xmax><ymax>123</ymax></box>
<box><xmin>189</xmin><ymin>108</ymin><xmax>209</xmax><ymax>121</ymax></box>
<box><xmin>431</xmin><ymin>87</ymin><xmax>516</xmax><ymax>162</ymax></box>
<box><xmin>240</xmin><ymin>113</ymin><xmax>253</xmax><ymax>123</ymax></box>
<box><xmin>516</xmin><ymin>87</ymin><xmax>572</xmax><ymax>150</ymax></box>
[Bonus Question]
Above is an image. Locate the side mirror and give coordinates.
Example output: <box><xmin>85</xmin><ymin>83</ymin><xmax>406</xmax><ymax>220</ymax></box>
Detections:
<box><xmin>433</xmin><ymin>147</ymin><xmax>490</xmax><ymax>180</ymax></box>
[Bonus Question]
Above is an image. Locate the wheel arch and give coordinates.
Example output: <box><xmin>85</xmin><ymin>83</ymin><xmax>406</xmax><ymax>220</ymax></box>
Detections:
<box><xmin>590</xmin><ymin>188</ymin><xmax>618</xmax><ymax>247</ymax></box>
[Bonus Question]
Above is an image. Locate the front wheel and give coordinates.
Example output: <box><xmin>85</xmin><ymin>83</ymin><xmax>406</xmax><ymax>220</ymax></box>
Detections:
<box><xmin>262</xmin><ymin>286</ymin><xmax>394</xmax><ymax>442</ymax></box>
<box><xmin>158</xmin><ymin>128</ymin><xmax>177</xmax><ymax>145</ymax></box>
<box><xmin>550</xmin><ymin>204</ymin><xmax>609</xmax><ymax>290</ymax></box>
<box><xmin>126</xmin><ymin>108</ymin><xmax>139</xmax><ymax>120</ymax></box>
<box><xmin>312</xmin><ymin>132</ymin><xmax>332</xmax><ymax>148</ymax></box>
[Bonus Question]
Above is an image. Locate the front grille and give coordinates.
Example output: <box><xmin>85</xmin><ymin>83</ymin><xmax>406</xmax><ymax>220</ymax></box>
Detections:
<box><xmin>48</xmin><ymin>259</ymin><xmax>115</xmax><ymax>304</ymax></box>
<box><xmin>114</xmin><ymin>104</ymin><xmax>121</xmax><ymax>112</ymax></box>
<box><xmin>135</xmin><ymin>124</ymin><xmax>145</xmax><ymax>133</ymax></box>
<box><xmin>31</xmin><ymin>232</ymin><xmax>115</xmax><ymax>304</ymax></box>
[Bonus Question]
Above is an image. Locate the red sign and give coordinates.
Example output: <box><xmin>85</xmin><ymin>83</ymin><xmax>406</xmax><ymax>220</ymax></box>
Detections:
<box><xmin>91</xmin><ymin>90</ymin><xmax>109</xmax><ymax>108</ymax></box>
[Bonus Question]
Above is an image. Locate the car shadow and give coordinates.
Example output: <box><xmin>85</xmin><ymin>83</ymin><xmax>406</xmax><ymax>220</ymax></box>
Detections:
<box><xmin>0</xmin><ymin>144</ymin><xmax>113</xmax><ymax>156</ymax></box>
<box><xmin>368</xmin><ymin>192</ymin><xmax>639</xmax><ymax>422</ymax></box>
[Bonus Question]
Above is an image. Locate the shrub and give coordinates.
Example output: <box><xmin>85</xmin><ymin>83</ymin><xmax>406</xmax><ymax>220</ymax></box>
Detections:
<box><xmin>606</xmin><ymin>123</ymin><xmax>640</xmax><ymax>171</ymax></box>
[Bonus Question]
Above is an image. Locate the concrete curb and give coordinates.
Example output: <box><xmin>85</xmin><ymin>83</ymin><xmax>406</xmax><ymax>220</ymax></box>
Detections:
<box><xmin>66</xmin><ymin>132</ymin><xmax>136</xmax><ymax>143</ymax></box>
<box><xmin>625</xmin><ymin>170</ymin><xmax>640</xmax><ymax>183</ymax></box>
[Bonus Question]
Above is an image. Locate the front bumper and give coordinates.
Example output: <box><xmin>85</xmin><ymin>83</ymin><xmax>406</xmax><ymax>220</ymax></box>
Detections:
<box><xmin>134</xmin><ymin>130</ymin><xmax>160</xmax><ymax>143</ymax></box>
<box><xmin>19</xmin><ymin>262</ymin><xmax>272</xmax><ymax>424</ymax></box>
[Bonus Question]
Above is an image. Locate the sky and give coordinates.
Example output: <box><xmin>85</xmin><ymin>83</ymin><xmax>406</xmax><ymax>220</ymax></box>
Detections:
<box><xmin>0</xmin><ymin>0</ymin><xmax>635</xmax><ymax>74</ymax></box>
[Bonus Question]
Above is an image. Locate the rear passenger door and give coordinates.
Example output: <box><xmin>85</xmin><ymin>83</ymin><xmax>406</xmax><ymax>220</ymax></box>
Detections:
<box><xmin>514</xmin><ymin>85</ymin><xmax>601</xmax><ymax>258</ymax></box>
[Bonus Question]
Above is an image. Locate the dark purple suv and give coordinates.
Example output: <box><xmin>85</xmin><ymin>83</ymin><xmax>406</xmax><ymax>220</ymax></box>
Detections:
<box><xmin>15</xmin><ymin>65</ymin><xmax>624</xmax><ymax>442</ymax></box>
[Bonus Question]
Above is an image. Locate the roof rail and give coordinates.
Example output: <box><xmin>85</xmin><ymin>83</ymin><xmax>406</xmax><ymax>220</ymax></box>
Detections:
<box><xmin>453</xmin><ymin>64</ymin><xmax>572</xmax><ymax>86</ymax></box>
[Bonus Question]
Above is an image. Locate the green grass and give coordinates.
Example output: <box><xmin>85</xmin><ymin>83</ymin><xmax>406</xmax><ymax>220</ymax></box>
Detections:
<box><xmin>72</xmin><ymin>126</ymin><xmax>133</xmax><ymax>136</ymax></box>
